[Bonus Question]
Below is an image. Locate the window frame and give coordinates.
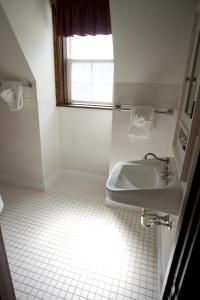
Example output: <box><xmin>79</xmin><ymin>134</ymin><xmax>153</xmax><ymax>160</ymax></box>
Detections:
<box><xmin>51</xmin><ymin>0</ymin><xmax>113</xmax><ymax>109</ymax></box>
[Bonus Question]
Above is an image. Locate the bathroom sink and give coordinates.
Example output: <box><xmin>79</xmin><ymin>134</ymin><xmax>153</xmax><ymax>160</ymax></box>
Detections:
<box><xmin>106</xmin><ymin>158</ymin><xmax>182</xmax><ymax>215</ymax></box>
<box><xmin>0</xmin><ymin>195</ymin><xmax>3</xmax><ymax>214</ymax></box>
<box><xmin>113</xmin><ymin>164</ymin><xmax>160</xmax><ymax>189</ymax></box>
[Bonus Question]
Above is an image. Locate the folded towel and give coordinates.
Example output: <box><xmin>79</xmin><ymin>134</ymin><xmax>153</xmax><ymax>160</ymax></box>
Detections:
<box><xmin>0</xmin><ymin>81</ymin><xmax>23</xmax><ymax>111</ymax></box>
<box><xmin>133</xmin><ymin>113</ymin><xmax>151</xmax><ymax>128</ymax></box>
<box><xmin>128</xmin><ymin>106</ymin><xmax>154</xmax><ymax>139</ymax></box>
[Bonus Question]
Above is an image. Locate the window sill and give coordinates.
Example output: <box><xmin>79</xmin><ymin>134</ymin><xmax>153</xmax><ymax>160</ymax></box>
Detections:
<box><xmin>57</xmin><ymin>103</ymin><xmax>113</xmax><ymax>110</ymax></box>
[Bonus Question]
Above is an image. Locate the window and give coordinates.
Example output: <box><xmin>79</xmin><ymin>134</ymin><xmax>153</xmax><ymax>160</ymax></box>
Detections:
<box><xmin>66</xmin><ymin>35</ymin><xmax>114</xmax><ymax>106</ymax></box>
<box><xmin>50</xmin><ymin>0</ymin><xmax>113</xmax><ymax>108</ymax></box>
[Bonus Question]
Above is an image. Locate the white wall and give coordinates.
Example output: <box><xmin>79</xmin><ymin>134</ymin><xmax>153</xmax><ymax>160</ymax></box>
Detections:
<box><xmin>109</xmin><ymin>2</ymin><xmax>197</xmax><ymax>296</ymax></box>
<box><xmin>0</xmin><ymin>4</ymin><xmax>44</xmax><ymax>186</ymax></box>
<box><xmin>0</xmin><ymin>4</ymin><xmax>33</xmax><ymax>82</ymax></box>
<box><xmin>1</xmin><ymin>0</ymin><xmax>196</xmax><ymax>186</ymax></box>
<box><xmin>110</xmin><ymin>110</ymin><xmax>177</xmax><ymax>170</ymax></box>
<box><xmin>110</xmin><ymin>0</ymin><xmax>197</xmax><ymax>106</ymax></box>
<box><xmin>1</xmin><ymin>0</ymin><xmax>59</xmax><ymax>182</ymax></box>
<box><xmin>1</xmin><ymin>0</ymin><xmax>111</xmax><ymax>183</ymax></box>
<box><xmin>0</xmin><ymin>86</ymin><xmax>44</xmax><ymax>187</ymax></box>
<box><xmin>0</xmin><ymin>0</ymin><xmax>55</xmax><ymax>100</ymax></box>
<box><xmin>58</xmin><ymin>108</ymin><xmax>112</xmax><ymax>177</ymax></box>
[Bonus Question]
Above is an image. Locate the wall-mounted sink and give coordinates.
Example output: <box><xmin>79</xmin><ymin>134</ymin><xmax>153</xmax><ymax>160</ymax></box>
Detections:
<box><xmin>106</xmin><ymin>158</ymin><xmax>182</xmax><ymax>215</ymax></box>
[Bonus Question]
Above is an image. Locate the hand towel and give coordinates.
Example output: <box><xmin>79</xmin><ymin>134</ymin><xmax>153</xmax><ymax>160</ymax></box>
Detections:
<box><xmin>128</xmin><ymin>106</ymin><xmax>155</xmax><ymax>139</ymax></box>
<box><xmin>0</xmin><ymin>81</ymin><xmax>23</xmax><ymax>111</ymax></box>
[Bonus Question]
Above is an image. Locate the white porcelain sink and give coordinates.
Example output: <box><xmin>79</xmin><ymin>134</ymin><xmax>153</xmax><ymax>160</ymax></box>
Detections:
<box><xmin>106</xmin><ymin>158</ymin><xmax>182</xmax><ymax>215</ymax></box>
<box><xmin>0</xmin><ymin>195</ymin><xmax>3</xmax><ymax>214</ymax></box>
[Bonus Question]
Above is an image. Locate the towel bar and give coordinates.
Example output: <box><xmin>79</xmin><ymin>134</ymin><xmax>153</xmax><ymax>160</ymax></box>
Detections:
<box><xmin>0</xmin><ymin>81</ymin><xmax>32</xmax><ymax>88</ymax></box>
<box><xmin>21</xmin><ymin>82</ymin><xmax>32</xmax><ymax>88</ymax></box>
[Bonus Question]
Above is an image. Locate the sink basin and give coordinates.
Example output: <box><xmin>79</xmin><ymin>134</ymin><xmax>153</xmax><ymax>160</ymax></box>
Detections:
<box><xmin>106</xmin><ymin>158</ymin><xmax>182</xmax><ymax>215</ymax></box>
<box><xmin>0</xmin><ymin>195</ymin><xmax>3</xmax><ymax>214</ymax></box>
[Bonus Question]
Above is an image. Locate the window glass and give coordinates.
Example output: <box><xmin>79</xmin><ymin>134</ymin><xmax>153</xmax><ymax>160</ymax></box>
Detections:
<box><xmin>67</xmin><ymin>35</ymin><xmax>113</xmax><ymax>60</ymax></box>
<box><xmin>92</xmin><ymin>63</ymin><xmax>113</xmax><ymax>84</ymax></box>
<box><xmin>67</xmin><ymin>35</ymin><xmax>114</xmax><ymax>104</ymax></box>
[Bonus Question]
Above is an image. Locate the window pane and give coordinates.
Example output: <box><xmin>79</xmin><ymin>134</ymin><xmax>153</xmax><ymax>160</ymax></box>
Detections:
<box><xmin>71</xmin><ymin>62</ymin><xmax>91</xmax><ymax>83</ymax></box>
<box><xmin>92</xmin><ymin>84</ymin><xmax>113</xmax><ymax>102</ymax></box>
<box><xmin>67</xmin><ymin>35</ymin><xmax>113</xmax><ymax>59</ymax></box>
<box><xmin>92</xmin><ymin>63</ymin><xmax>114</xmax><ymax>84</ymax></box>
<box><xmin>70</xmin><ymin>61</ymin><xmax>113</xmax><ymax>102</ymax></box>
<box><xmin>71</xmin><ymin>83</ymin><xmax>91</xmax><ymax>101</ymax></box>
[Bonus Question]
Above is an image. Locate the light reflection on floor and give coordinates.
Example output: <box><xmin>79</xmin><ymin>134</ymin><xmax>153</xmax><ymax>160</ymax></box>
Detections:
<box><xmin>0</xmin><ymin>178</ymin><xmax>158</xmax><ymax>300</ymax></box>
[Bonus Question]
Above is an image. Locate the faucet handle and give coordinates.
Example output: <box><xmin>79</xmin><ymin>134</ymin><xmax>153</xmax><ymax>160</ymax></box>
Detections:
<box><xmin>162</xmin><ymin>166</ymin><xmax>168</xmax><ymax>175</ymax></box>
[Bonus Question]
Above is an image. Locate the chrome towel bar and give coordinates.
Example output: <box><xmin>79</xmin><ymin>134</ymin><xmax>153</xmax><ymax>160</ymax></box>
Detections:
<box><xmin>0</xmin><ymin>81</ymin><xmax>33</xmax><ymax>88</ymax></box>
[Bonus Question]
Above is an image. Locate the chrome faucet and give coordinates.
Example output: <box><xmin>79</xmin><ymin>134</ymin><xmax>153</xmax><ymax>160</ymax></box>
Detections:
<box><xmin>144</xmin><ymin>152</ymin><xmax>169</xmax><ymax>164</ymax></box>
<box><xmin>141</xmin><ymin>209</ymin><xmax>172</xmax><ymax>230</ymax></box>
<box><xmin>144</xmin><ymin>153</ymin><xmax>170</xmax><ymax>185</ymax></box>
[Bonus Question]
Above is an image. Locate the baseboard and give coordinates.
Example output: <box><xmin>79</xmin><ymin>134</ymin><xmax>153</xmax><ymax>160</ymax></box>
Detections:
<box><xmin>60</xmin><ymin>169</ymin><xmax>107</xmax><ymax>183</ymax></box>
<box><xmin>43</xmin><ymin>170</ymin><xmax>60</xmax><ymax>191</ymax></box>
<box><xmin>0</xmin><ymin>169</ymin><xmax>107</xmax><ymax>192</ymax></box>
<box><xmin>0</xmin><ymin>174</ymin><xmax>45</xmax><ymax>192</ymax></box>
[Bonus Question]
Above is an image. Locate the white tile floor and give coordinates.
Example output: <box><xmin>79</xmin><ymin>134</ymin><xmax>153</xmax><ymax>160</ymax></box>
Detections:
<box><xmin>0</xmin><ymin>178</ymin><xmax>158</xmax><ymax>300</ymax></box>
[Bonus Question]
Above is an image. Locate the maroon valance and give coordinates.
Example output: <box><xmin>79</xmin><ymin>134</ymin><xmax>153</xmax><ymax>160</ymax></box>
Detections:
<box><xmin>56</xmin><ymin>0</ymin><xmax>112</xmax><ymax>37</ymax></box>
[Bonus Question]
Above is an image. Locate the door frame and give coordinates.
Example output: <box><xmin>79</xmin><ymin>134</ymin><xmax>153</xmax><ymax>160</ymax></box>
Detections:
<box><xmin>161</xmin><ymin>133</ymin><xmax>200</xmax><ymax>299</ymax></box>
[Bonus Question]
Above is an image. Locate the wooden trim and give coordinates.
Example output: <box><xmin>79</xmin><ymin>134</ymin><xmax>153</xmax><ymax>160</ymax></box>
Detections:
<box><xmin>0</xmin><ymin>227</ymin><xmax>16</xmax><ymax>300</ymax></box>
<box><xmin>63</xmin><ymin>38</ymin><xmax>68</xmax><ymax>104</ymax></box>
<box><xmin>51</xmin><ymin>0</ymin><xmax>66</xmax><ymax>105</ymax></box>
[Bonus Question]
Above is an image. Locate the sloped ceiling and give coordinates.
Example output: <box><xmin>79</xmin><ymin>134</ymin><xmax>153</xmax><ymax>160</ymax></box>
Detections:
<box><xmin>0</xmin><ymin>3</ymin><xmax>34</xmax><ymax>81</ymax></box>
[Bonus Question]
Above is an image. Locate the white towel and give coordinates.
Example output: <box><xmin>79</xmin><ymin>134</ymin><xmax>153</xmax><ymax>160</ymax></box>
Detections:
<box><xmin>128</xmin><ymin>106</ymin><xmax>154</xmax><ymax>139</ymax></box>
<box><xmin>133</xmin><ymin>113</ymin><xmax>151</xmax><ymax>128</ymax></box>
<box><xmin>0</xmin><ymin>81</ymin><xmax>23</xmax><ymax>111</ymax></box>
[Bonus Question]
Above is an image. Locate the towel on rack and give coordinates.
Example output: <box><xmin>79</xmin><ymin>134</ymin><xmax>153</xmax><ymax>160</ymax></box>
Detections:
<box><xmin>128</xmin><ymin>106</ymin><xmax>155</xmax><ymax>139</ymax></box>
<box><xmin>0</xmin><ymin>81</ymin><xmax>23</xmax><ymax>111</ymax></box>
